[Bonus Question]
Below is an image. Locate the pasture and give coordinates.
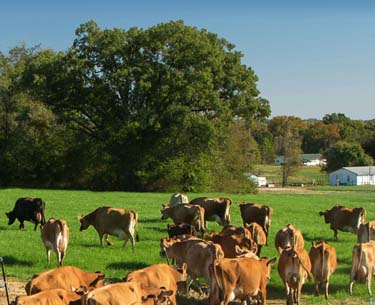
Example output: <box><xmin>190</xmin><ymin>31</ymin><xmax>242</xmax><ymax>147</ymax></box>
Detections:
<box><xmin>0</xmin><ymin>188</ymin><xmax>375</xmax><ymax>304</ymax></box>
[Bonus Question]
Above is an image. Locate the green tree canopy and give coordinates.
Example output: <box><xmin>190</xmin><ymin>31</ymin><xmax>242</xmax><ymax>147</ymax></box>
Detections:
<box><xmin>323</xmin><ymin>141</ymin><xmax>373</xmax><ymax>172</ymax></box>
<box><xmin>23</xmin><ymin>20</ymin><xmax>270</xmax><ymax>191</ymax></box>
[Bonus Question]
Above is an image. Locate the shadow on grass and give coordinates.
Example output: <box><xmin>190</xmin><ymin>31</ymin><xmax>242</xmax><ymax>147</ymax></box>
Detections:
<box><xmin>106</xmin><ymin>261</ymin><xmax>148</xmax><ymax>271</ymax></box>
<box><xmin>0</xmin><ymin>255</ymin><xmax>33</xmax><ymax>267</ymax></box>
<box><xmin>138</xmin><ymin>217</ymin><xmax>164</xmax><ymax>224</ymax></box>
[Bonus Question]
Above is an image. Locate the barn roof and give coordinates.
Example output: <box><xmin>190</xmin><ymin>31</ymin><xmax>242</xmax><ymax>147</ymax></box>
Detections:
<box><xmin>342</xmin><ymin>166</ymin><xmax>375</xmax><ymax>176</ymax></box>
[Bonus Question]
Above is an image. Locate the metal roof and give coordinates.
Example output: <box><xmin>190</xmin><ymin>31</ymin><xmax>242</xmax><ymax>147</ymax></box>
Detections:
<box><xmin>342</xmin><ymin>166</ymin><xmax>375</xmax><ymax>176</ymax></box>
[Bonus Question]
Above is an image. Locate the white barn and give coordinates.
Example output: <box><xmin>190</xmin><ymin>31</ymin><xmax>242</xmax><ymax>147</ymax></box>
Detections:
<box><xmin>329</xmin><ymin>166</ymin><xmax>375</xmax><ymax>186</ymax></box>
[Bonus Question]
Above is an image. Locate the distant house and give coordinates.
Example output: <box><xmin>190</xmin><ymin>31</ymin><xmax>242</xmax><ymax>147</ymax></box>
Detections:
<box><xmin>244</xmin><ymin>174</ymin><xmax>267</xmax><ymax>187</ymax></box>
<box><xmin>274</xmin><ymin>153</ymin><xmax>326</xmax><ymax>166</ymax></box>
<box><xmin>329</xmin><ymin>166</ymin><xmax>375</xmax><ymax>186</ymax></box>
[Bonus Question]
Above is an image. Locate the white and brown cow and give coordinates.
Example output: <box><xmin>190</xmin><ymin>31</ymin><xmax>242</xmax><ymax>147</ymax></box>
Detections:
<box><xmin>189</xmin><ymin>197</ymin><xmax>232</xmax><ymax>227</ymax></box>
<box><xmin>309</xmin><ymin>240</ymin><xmax>337</xmax><ymax>299</ymax></box>
<box><xmin>238</xmin><ymin>202</ymin><xmax>273</xmax><ymax>242</ymax></box>
<box><xmin>25</xmin><ymin>266</ymin><xmax>105</xmax><ymax>295</ymax></box>
<box><xmin>357</xmin><ymin>221</ymin><xmax>375</xmax><ymax>243</ymax></box>
<box><xmin>41</xmin><ymin>218</ymin><xmax>69</xmax><ymax>266</ymax></box>
<box><xmin>278</xmin><ymin>247</ymin><xmax>311</xmax><ymax>305</ymax></box>
<box><xmin>161</xmin><ymin>204</ymin><xmax>206</xmax><ymax>235</ymax></box>
<box><xmin>349</xmin><ymin>240</ymin><xmax>375</xmax><ymax>295</ymax></box>
<box><xmin>274</xmin><ymin>224</ymin><xmax>305</xmax><ymax>254</ymax></box>
<box><xmin>319</xmin><ymin>205</ymin><xmax>366</xmax><ymax>239</ymax></box>
<box><xmin>211</xmin><ymin>256</ymin><xmax>277</xmax><ymax>305</ymax></box>
<box><xmin>169</xmin><ymin>193</ymin><xmax>189</xmax><ymax>205</ymax></box>
<box><xmin>79</xmin><ymin>206</ymin><xmax>139</xmax><ymax>250</ymax></box>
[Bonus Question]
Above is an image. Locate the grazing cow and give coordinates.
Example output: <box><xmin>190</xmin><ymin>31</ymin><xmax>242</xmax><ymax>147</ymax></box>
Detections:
<box><xmin>169</xmin><ymin>193</ymin><xmax>189</xmax><ymax>205</ymax></box>
<box><xmin>357</xmin><ymin>221</ymin><xmax>375</xmax><ymax>243</ymax></box>
<box><xmin>245</xmin><ymin>222</ymin><xmax>267</xmax><ymax>256</ymax></box>
<box><xmin>160</xmin><ymin>237</ymin><xmax>224</xmax><ymax>300</ymax></box>
<box><xmin>41</xmin><ymin>218</ymin><xmax>69</xmax><ymax>266</ymax></box>
<box><xmin>6</xmin><ymin>197</ymin><xmax>46</xmax><ymax>230</ymax></box>
<box><xmin>189</xmin><ymin>197</ymin><xmax>232</xmax><ymax>227</ymax></box>
<box><xmin>124</xmin><ymin>263</ymin><xmax>187</xmax><ymax>305</ymax></box>
<box><xmin>25</xmin><ymin>266</ymin><xmax>105</xmax><ymax>295</ymax></box>
<box><xmin>274</xmin><ymin>224</ymin><xmax>305</xmax><ymax>253</ymax></box>
<box><xmin>319</xmin><ymin>205</ymin><xmax>366</xmax><ymax>239</ymax></box>
<box><xmin>211</xmin><ymin>256</ymin><xmax>277</xmax><ymax>305</ymax></box>
<box><xmin>79</xmin><ymin>206</ymin><xmax>139</xmax><ymax>250</ymax></box>
<box><xmin>206</xmin><ymin>231</ymin><xmax>257</xmax><ymax>258</ymax></box>
<box><xmin>160</xmin><ymin>204</ymin><xmax>206</xmax><ymax>234</ymax></box>
<box><xmin>12</xmin><ymin>288</ymin><xmax>81</xmax><ymax>305</ymax></box>
<box><xmin>82</xmin><ymin>282</ymin><xmax>172</xmax><ymax>305</ymax></box>
<box><xmin>309</xmin><ymin>240</ymin><xmax>337</xmax><ymax>299</ymax></box>
<box><xmin>167</xmin><ymin>223</ymin><xmax>196</xmax><ymax>238</ymax></box>
<box><xmin>278</xmin><ymin>247</ymin><xmax>311</xmax><ymax>305</ymax></box>
<box><xmin>349</xmin><ymin>240</ymin><xmax>375</xmax><ymax>295</ymax></box>
<box><xmin>238</xmin><ymin>202</ymin><xmax>273</xmax><ymax>241</ymax></box>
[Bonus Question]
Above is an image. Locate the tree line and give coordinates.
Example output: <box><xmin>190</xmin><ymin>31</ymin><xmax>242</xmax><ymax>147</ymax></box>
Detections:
<box><xmin>0</xmin><ymin>20</ymin><xmax>374</xmax><ymax>192</ymax></box>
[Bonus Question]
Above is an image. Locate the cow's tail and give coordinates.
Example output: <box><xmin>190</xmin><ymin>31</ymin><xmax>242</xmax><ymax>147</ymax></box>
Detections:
<box><xmin>321</xmin><ymin>242</ymin><xmax>328</xmax><ymax>281</ymax></box>
<box><xmin>210</xmin><ymin>259</ymin><xmax>224</xmax><ymax>302</ymax></box>
<box><xmin>368</xmin><ymin>222</ymin><xmax>371</xmax><ymax>242</ymax></box>
<box><xmin>56</xmin><ymin>220</ymin><xmax>68</xmax><ymax>265</ymax></box>
<box><xmin>355</xmin><ymin>244</ymin><xmax>365</xmax><ymax>282</ymax></box>
<box><xmin>133</xmin><ymin>211</ymin><xmax>140</xmax><ymax>242</ymax></box>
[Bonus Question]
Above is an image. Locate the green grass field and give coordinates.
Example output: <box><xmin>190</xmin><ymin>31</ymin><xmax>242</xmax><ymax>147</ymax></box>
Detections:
<box><xmin>1</xmin><ymin>188</ymin><xmax>375</xmax><ymax>304</ymax></box>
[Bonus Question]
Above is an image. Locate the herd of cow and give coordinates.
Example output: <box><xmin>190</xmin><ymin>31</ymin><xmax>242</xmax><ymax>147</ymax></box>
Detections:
<box><xmin>3</xmin><ymin>194</ymin><xmax>374</xmax><ymax>305</ymax></box>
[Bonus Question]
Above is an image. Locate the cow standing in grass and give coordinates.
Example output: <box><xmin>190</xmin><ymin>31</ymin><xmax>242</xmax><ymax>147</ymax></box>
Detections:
<box><xmin>79</xmin><ymin>206</ymin><xmax>139</xmax><ymax>250</ymax></box>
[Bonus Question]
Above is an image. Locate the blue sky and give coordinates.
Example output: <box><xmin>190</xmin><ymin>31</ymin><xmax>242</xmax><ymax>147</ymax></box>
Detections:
<box><xmin>1</xmin><ymin>1</ymin><xmax>374</xmax><ymax>120</ymax></box>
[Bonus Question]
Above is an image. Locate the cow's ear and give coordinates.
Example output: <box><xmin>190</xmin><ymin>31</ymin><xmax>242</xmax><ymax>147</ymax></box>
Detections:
<box><xmin>267</xmin><ymin>257</ymin><xmax>277</xmax><ymax>266</ymax></box>
<box><xmin>162</xmin><ymin>204</ymin><xmax>166</xmax><ymax>208</ymax></box>
<box><xmin>318</xmin><ymin>211</ymin><xmax>324</xmax><ymax>216</ymax></box>
<box><xmin>77</xmin><ymin>215</ymin><xmax>83</xmax><ymax>221</ymax></box>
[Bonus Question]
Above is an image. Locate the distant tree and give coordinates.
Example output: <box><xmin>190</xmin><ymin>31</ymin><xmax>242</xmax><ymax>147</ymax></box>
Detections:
<box><xmin>23</xmin><ymin>20</ymin><xmax>270</xmax><ymax>191</ymax></box>
<box><xmin>302</xmin><ymin>121</ymin><xmax>340</xmax><ymax>153</ymax></box>
<box><xmin>323</xmin><ymin>141</ymin><xmax>373</xmax><ymax>172</ymax></box>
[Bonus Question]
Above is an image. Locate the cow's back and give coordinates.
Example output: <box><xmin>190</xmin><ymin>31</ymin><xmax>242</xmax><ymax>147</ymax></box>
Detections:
<box><xmin>26</xmin><ymin>266</ymin><xmax>105</xmax><ymax>295</ymax></box>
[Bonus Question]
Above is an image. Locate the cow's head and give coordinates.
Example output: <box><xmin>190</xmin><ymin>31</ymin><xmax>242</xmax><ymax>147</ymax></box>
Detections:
<box><xmin>160</xmin><ymin>205</ymin><xmax>169</xmax><ymax>220</ymax></box>
<box><xmin>319</xmin><ymin>210</ymin><xmax>330</xmax><ymax>224</ymax></box>
<box><xmin>78</xmin><ymin>215</ymin><xmax>90</xmax><ymax>231</ymax></box>
<box><xmin>159</xmin><ymin>237</ymin><xmax>177</xmax><ymax>258</ymax></box>
<box><xmin>5</xmin><ymin>211</ymin><xmax>16</xmax><ymax>225</ymax></box>
<box><xmin>90</xmin><ymin>271</ymin><xmax>106</xmax><ymax>288</ymax></box>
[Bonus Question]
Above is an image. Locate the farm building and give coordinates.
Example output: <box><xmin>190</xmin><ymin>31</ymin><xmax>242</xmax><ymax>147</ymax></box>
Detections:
<box><xmin>274</xmin><ymin>153</ymin><xmax>326</xmax><ymax>166</ymax></box>
<box><xmin>329</xmin><ymin>166</ymin><xmax>375</xmax><ymax>186</ymax></box>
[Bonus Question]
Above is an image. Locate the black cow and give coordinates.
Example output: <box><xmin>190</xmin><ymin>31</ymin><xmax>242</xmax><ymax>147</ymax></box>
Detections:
<box><xmin>6</xmin><ymin>197</ymin><xmax>46</xmax><ymax>230</ymax></box>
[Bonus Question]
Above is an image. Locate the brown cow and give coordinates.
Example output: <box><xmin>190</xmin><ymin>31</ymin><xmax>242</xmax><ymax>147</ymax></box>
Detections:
<box><xmin>25</xmin><ymin>266</ymin><xmax>105</xmax><ymax>295</ymax></box>
<box><xmin>309</xmin><ymin>240</ymin><xmax>337</xmax><ymax>299</ymax></box>
<box><xmin>79</xmin><ymin>206</ymin><xmax>139</xmax><ymax>250</ymax></box>
<box><xmin>349</xmin><ymin>240</ymin><xmax>375</xmax><ymax>295</ymax></box>
<box><xmin>238</xmin><ymin>202</ymin><xmax>273</xmax><ymax>241</ymax></box>
<box><xmin>319</xmin><ymin>205</ymin><xmax>366</xmax><ymax>239</ymax></box>
<box><xmin>124</xmin><ymin>263</ymin><xmax>187</xmax><ymax>305</ymax></box>
<box><xmin>189</xmin><ymin>197</ymin><xmax>232</xmax><ymax>227</ymax></box>
<box><xmin>41</xmin><ymin>218</ymin><xmax>69</xmax><ymax>266</ymax></box>
<box><xmin>12</xmin><ymin>288</ymin><xmax>81</xmax><ymax>305</ymax></box>
<box><xmin>211</xmin><ymin>256</ymin><xmax>277</xmax><ymax>305</ymax></box>
<box><xmin>206</xmin><ymin>231</ymin><xmax>257</xmax><ymax>258</ymax></box>
<box><xmin>274</xmin><ymin>224</ymin><xmax>305</xmax><ymax>253</ymax></box>
<box><xmin>219</xmin><ymin>225</ymin><xmax>252</xmax><ymax>239</ymax></box>
<box><xmin>159</xmin><ymin>237</ymin><xmax>224</xmax><ymax>300</ymax></box>
<box><xmin>160</xmin><ymin>204</ymin><xmax>206</xmax><ymax>234</ymax></box>
<box><xmin>167</xmin><ymin>223</ymin><xmax>196</xmax><ymax>237</ymax></box>
<box><xmin>245</xmin><ymin>222</ymin><xmax>267</xmax><ymax>256</ymax></box>
<box><xmin>82</xmin><ymin>282</ymin><xmax>172</xmax><ymax>305</ymax></box>
<box><xmin>357</xmin><ymin>221</ymin><xmax>375</xmax><ymax>243</ymax></box>
<box><xmin>278</xmin><ymin>247</ymin><xmax>311</xmax><ymax>305</ymax></box>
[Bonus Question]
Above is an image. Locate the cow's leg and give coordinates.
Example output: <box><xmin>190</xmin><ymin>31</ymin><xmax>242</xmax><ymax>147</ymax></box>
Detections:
<box><xmin>103</xmin><ymin>233</ymin><xmax>112</xmax><ymax>246</ymax></box>
<box><xmin>123</xmin><ymin>229</ymin><xmax>135</xmax><ymax>251</ymax></box>
<box><xmin>19</xmin><ymin>220</ymin><xmax>25</xmax><ymax>230</ymax></box>
<box><xmin>46</xmin><ymin>248</ymin><xmax>51</xmax><ymax>264</ymax></box>
<box><xmin>33</xmin><ymin>222</ymin><xmax>38</xmax><ymax>231</ymax></box>
<box><xmin>314</xmin><ymin>280</ymin><xmax>320</xmax><ymax>296</ymax></box>
<box><xmin>367</xmin><ymin>273</ymin><xmax>373</xmax><ymax>295</ymax></box>
<box><xmin>324</xmin><ymin>280</ymin><xmax>329</xmax><ymax>299</ymax></box>
<box><xmin>332</xmin><ymin>228</ymin><xmax>338</xmax><ymax>240</ymax></box>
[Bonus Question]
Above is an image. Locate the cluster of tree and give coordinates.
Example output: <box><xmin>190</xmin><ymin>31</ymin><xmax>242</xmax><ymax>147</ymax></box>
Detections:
<box><xmin>0</xmin><ymin>21</ymin><xmax>374</xmax><ymax>192</ymax></box>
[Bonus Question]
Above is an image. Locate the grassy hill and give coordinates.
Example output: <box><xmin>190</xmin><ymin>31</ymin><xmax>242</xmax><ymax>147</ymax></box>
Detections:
<box><xmin>253</xmin><ymin>164</ymin><xmax>329</xmax><ymax>186</ymax></box>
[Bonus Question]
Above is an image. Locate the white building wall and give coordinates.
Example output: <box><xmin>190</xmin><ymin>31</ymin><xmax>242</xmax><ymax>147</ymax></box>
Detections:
<box><xmin>329</xmin><ymin>169</ymin><xmax>357</xmax><ymax>186</ymax></box>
